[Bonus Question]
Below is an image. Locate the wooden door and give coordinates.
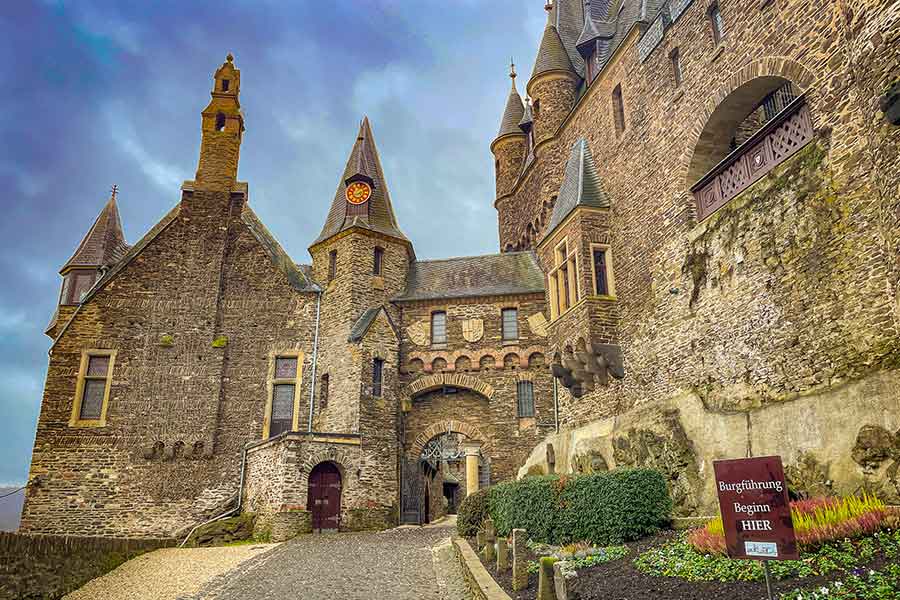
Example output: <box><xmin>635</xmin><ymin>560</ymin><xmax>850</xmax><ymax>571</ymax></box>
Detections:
<box><xmin>308</xmin><ymin>462</ymin><xmax>342</xmax><ymax>532</ymax></box>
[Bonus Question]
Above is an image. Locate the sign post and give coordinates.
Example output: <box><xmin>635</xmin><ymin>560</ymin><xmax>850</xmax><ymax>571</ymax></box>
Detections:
<box><xmin>713</xmin><ymin>456</ymin><xmax>797</xmax><ymax>600</ymax></box>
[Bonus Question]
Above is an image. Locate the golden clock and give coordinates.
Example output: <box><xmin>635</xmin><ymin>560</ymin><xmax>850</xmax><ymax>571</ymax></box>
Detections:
<box><xmin>346</xmin><ymin>181</ymin><xmax>372</xmax><ymax>205</ymax></box>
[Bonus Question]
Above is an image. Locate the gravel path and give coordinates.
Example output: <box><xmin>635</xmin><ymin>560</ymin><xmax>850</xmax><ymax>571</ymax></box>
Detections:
<box><xmin>194</xmin><ymin>523</ymin><xmax>471</xmax><ymax>600</ymax></box>
<box><xmin>63</xmin><ymin>544</ymin><xmax>278</xmax><ymax>600</ymax></box>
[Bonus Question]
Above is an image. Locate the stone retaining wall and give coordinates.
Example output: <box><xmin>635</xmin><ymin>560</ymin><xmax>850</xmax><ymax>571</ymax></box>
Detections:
<box><xmin>452</xmin><ymin>537</ymin><xmax>512</xmax><ymax>600</ymax></box>
<box><xmin>0</xmin><ymin>532</ymin><xmax>173</xmax><ymax>600</ymax></box>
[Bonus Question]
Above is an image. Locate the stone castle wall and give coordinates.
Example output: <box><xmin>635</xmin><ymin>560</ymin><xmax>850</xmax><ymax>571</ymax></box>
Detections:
<box><xmin>504</xmin><ymin>0</ymin><xmax>900</xmax><ymax>512</ymax></box>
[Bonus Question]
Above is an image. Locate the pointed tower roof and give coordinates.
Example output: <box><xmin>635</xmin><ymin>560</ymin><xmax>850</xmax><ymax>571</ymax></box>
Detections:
<box><xmin>544</xmin><ymin>139</ymin><xmax>609</xmax><ymax>238</ymax></box>
<box><xmin>312</xmin><ymin>118</ymin><xmax>408</xmax><ymax>246</ymax></box>
<box><xmin>530</xmin><ymin>4</ymin><xmax>577</xmax><ymax>82</ymax></box>
<box><xmin>60</xmin><ymin>186</ymin><xmax>129</xmax><ymax>273</ymax></box>
<box><xmin>496</xmin><ymin>61</ymin><xmax>526</xmax><ymax>139</ymax></box>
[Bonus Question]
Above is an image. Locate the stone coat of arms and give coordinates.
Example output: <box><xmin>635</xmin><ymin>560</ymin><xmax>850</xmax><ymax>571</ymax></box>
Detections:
<box><xmin>462</xmin><ymin>318</ymin><xmax>484</xmax><ymax>343</ymax></box>
<box><xmin>407</xmin><ymin>320</ymin><xmax>430</xmax><ymax>346</ymax></box>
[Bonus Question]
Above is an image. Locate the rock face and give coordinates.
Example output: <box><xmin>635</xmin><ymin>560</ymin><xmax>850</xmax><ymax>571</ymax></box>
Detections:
<box><xmin>187</xmin><ymin>513</ymin><xmax>256</xmax><ymax>547</ymax></box>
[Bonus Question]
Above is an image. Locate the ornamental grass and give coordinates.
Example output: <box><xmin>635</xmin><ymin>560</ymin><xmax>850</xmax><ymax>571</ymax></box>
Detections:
<box><xmin>688</xmin><ymin>494</ymin><xmax>889</xmax><ymax>554</ymax></box>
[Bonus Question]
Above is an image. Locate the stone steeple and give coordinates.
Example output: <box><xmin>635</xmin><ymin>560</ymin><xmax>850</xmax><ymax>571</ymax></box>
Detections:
<box><xmin>312</xmin><ymin>117</ymin><xmax>408</xmax><ymax>247</ymax></box>
<box><xmin>60</xmin><ymin>186</ymin><xmax>129</xmax><ymax>274</ymax></box>
<box><xmin>194</xmin><ymin>54</ymin><xmax>245</xmax><ymax>189</ymax></box>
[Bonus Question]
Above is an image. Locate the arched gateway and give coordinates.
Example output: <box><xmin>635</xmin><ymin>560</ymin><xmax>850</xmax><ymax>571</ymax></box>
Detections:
<box><xmin>307</xmin><ymin>462</ymin><xmax>342</xmax><ymax>533</ymax></box>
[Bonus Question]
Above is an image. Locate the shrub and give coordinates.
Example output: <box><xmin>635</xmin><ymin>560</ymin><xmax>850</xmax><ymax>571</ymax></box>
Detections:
<box><xmin>457</xmin><ymin>487</ymin><xmax>491</xmax><ymax>537</ymax></box>
<box><xmin>487</xmin><ymin>468</ymin><xmax>671</xmax><ymax>545</ymax></box>
<box><xmin>687</xmin><ymin>493</ymin><xmax>888</xmax><ymax>554</ymax></box>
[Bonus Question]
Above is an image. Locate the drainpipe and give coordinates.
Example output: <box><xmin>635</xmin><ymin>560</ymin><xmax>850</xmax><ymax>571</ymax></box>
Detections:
<box><xmin>307</xmin><ymin>290</ymin><xmax>323</xmax><ymax>432</ymax></box>
<box><xmin>179</xmin><ymin>441</ymin><xmax>250</xmax><ymax>547</ymax></box>
<box><xmin>553</xmin><ymin>377</ymin><xmax>559</xmax><ymax>434</ymax></box>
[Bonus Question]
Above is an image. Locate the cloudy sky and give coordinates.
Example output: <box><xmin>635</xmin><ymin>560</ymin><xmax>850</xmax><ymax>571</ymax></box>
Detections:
<box><xmin>0</xmin><ymin>1</ymin><xmax>547</xmax><ymax>486</ymax></box>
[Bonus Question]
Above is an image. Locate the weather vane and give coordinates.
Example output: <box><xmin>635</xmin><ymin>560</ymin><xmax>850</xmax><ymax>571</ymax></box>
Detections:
<box><xmin>110</xmin><ymin>184</ymin><xmax>118</xmax><ymax>200</ymax></box>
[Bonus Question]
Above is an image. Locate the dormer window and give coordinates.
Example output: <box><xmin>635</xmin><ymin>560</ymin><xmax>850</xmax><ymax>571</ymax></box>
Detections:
<box><xmin>221</xmin><ymin>79</ymin><xmax>230</xmax><ymax>92</ymax></box>
<box><xmin>60</xmin><ymin>270</ymin><xmax>96</xmax><ymax>306</ymax></box>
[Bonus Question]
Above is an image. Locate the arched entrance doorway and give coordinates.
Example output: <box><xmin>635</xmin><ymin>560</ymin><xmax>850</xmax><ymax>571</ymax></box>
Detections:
<box><xmin>307</xmin><ymin>462</ymin><xmax>342</xmax><ymax>533</ymax></box>
<box><xmin>401</xmin><ymin>430</ymin><xmax>491</xmax><ymax>525</ymax></box>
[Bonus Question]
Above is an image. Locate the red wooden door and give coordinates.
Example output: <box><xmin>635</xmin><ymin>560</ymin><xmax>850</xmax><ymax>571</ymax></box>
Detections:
<box><xmin>308</xmin><ymin>462</ymin><xmax>341</xmax><ymax>532</ymax></box>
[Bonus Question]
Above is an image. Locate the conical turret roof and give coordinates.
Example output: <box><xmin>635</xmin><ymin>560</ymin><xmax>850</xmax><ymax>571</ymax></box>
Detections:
<box><xmin>496</xmin><ymin>66</ymin><xmax>526</xmax><ymax>139</ymax></box>
<box><xmin>61</xmin><ymin>190</ymin><xmax>129</xmax><ymax>273</ymax></box>
<box><xmin>530</xmin><ymin>14</ymin><xmax>576</xmax><ymax>81</ymax></box>
<box><xmin>544</xmin><ymin>138</ymin><xmax>609</xmax><ymax>237</ymax></box>
<box><xmin>313</xmin><ymin>117</ymin><xmax>408</xmax><ymax>246</ymax></box>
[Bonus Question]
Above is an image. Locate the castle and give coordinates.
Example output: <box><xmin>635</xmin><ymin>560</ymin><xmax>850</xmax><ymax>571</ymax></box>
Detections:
<box><xmin>21</xmin><ymin>0</ymin><xmax>900</xmax><ymax>538</ymax></box>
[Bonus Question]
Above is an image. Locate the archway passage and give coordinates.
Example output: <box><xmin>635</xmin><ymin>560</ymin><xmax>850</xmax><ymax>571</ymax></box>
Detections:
<box><xmin>308</xmin><ymin>462</ymin><xmax>342</xmax><ymax>533</ymax></box>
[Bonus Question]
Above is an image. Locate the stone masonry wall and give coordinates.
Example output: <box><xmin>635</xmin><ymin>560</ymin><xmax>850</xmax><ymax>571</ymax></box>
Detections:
<box><xmin>504</xmin><ymin>0</ymin><xmax>900</xmax><ymax>512</ymax></box>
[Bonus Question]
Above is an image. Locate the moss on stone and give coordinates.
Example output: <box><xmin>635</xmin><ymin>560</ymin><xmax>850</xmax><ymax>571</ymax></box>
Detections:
<box><xmin>211</xmin><ymin>335</ymin><xmax>228</xmax><ymax>348</ymax></box>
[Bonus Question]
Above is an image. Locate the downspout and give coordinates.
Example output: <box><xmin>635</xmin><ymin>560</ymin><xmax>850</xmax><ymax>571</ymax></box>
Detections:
<box><xmin>179</xmin><ymin>441</ymin><xmax>250</xmax><ymax>547</ymax></box>
<box><xmin>553</xmin><ymin>377</ymin><xmax>559</xmax><ymax>434</ymax></box>
<box><xmin>307</xmin><ymin>290</ymin><xmax>323</xmax><ymax>432</ymax></box>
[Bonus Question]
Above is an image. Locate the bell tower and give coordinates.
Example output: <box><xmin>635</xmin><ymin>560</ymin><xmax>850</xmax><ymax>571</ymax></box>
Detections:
<box><xmin>194</xmin><ymin>54</ymin><xmax>244</xmax><ymax>190</ymax></box>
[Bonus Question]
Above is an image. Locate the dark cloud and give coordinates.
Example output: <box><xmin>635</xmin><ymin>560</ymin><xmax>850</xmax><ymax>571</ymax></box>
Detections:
<box><xmin>0</xmin><ymin>1</ymin><xmax>544</xmax><ymax>484</ymax></box>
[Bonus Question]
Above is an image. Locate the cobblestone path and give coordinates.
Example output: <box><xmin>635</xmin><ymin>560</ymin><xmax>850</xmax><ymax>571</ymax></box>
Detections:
<box><xmin>192</xmin><ymin>524</ymin><xmax>471</xmax><ymax>600</ymax></box>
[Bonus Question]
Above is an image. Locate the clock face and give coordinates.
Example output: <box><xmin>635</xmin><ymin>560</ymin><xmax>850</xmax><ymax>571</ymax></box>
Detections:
<box><xmin>346</xmin><ymin>181</ymin><xmax>372</xmax><ymax>205</ymax></box>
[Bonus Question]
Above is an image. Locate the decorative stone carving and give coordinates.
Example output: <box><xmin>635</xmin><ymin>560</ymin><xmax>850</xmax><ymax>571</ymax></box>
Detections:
<box><xmin>528</xmin><ymin>312</ymin><xmax>549</xmax><ymax>337</ymax></box>
<box><xmin>407</xmin><ymin>320</ymin><xmax>429</xmax><ymax>346</ymax></box>
<box><xmin>462</xmin><ymin>318</ymin><xmax>484</xmax><ymax>343</ymax></box>
<box><xmin>550</xmin><ymin>340</ymin><xmax>625</xmax><ymax>398</ymax></box>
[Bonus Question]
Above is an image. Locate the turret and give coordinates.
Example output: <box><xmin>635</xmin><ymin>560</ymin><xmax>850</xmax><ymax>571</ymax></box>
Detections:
<box><xmin>194</xmin><ymin>54</ymin><xmax>244</xmax><ymax>190</ymax></box>
<box><xmin>490</xmin><ymin>61</ymin><xmax>527</xmax><ymax>202</ymax></box>
<box><xmin>527</xmin><ymin>2</ymin><xmax>580</xmax><ymax>146</ymax></box>
<box><xmin>47</xmin><ymin>186</ymin><xmax>129</xmax><ymax>337</ymax></box>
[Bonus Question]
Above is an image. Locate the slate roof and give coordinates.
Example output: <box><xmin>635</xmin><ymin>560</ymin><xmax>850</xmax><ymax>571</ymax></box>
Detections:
<box><xmin>313</xmin><ymin>117</ymin><xmax>409</xmax><ymax>246</ymax></box>
<box><xmin>552</xmin><ymin>0</ymin><xmax>587</xmax><ymax>75</ymax></box>
<box><xmin>394</xmin><ymin>251</ymin><xmax>545</xmax><ymax>302</ymax></box>
<box><xmin>61</xmin><ymin>194</ymin><xmax>130</xmax><ymax>273</ymax></box>
<box><xmin>347</xmin><ymin>306</ymin><xmax>397</xmax><ymax>343</ymax></box>
<box><xmin>530</xmin><ymin>18</ymin><xmax>576</xmax><ymax>81</ymax></box>
<box><xmin>544</xmin><ymin>138</ymin><xmax>610</xmax><ymax>237</ymax></box>
<box><xmin>497</xmin><ymin>77</ymin><xmax>526</xmax><ymax>139</ymax></box>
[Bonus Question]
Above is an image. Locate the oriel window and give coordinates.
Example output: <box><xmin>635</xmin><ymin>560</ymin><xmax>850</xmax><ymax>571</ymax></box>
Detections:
<box><xmin>517</xmin><ymin>381</ymin><xmax>535</xmax><ymax>418</ymax></box>
<box><xmin>593</xmin><ymin>248</ymin><xmax>610</xmax><ymax>296</ymax></box>
<box><xmin>431</xmin><ymin>311</ymin><xmax>447</xmax><ymax>345</ymax></box>
<box><xmin>548</xmin><ymin>239</ymin><xmax>579</xmax><ymax>320</ymax></box>
<box><xmin>372</xmin><ymin>358</ymin><xmax>384</xmax><ymax>397</ymax></box>
<box><xmin>70</xmin><ymin>350</ymin><xmax>116</xmax><ymax>427</ymax></box>
<box><xmin>502</xmin><ymin>308</ymin><xmax>518</xmax><ymax>341</ymax></box>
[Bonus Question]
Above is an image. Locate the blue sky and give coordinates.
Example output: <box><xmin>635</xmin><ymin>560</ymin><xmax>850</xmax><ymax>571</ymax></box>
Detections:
<box><xmin>0</xmin><ymin>1</ymin><xmax>546</xmax><ymax>485</ymax></box>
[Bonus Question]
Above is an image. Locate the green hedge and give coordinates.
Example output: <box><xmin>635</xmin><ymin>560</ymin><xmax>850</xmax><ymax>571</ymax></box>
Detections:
<box><xmin>487</xmin><ymin>469</ymin><xmax>671</xmax><ymax>545</ymax></box>
<box><xmin>457</xmin><ymin>488</ymin><xmax>490</xmax><ymax>537</ymax></box>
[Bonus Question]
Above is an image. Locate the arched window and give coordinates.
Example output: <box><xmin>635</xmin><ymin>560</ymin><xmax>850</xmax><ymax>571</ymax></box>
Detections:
<box><xmin>215</xmin><ymin>113</ymin><xmax>226</xmax><ymax>132</ymax></box>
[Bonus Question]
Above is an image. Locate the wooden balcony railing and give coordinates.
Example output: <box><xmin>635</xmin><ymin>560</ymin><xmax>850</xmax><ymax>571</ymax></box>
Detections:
<box><xmin>691</xmin><ymin>95</ymin><xmax>815</xmax><ymax>221</ymax></box>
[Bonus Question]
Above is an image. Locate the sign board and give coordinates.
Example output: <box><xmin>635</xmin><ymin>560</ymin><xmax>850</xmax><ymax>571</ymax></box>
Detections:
<box><xmin>713</xmin><ymin>456</ymin><xmax>798</xmax><ymax>561</ymax></box>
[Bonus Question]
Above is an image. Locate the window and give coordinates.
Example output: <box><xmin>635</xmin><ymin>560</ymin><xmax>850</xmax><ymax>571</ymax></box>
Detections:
<box><xmin>431</xmin><ymin>311</ymin><xmax>447</xmax><ymax>345</ymax></box>
<box><xmin>709</xmin><ymin>3</ymin><xmax>725</xmax><ymax>44</ymax></box>
<box><xmin>320</xmin><ymin>374</ymin><xmax>329</xmax><ymax>409</ymax></box>
<box><xmin>265</xmin><ymin>353</ymin><xmax>302</xmax><ymax>439</ymax></box>
<box><xmin>502</xmin><ymin>308</ymin><xmax>518</xmax><ymax>341</ymax></box>
<box><xmin>532</xmin><ymin>99</ymin><xmax>540</xmax><ymax>116</ymax></box>
<box><xmin>372</xmin><ymin>358</ymin><xmax>384</xmax><ymax>397</ymax></box>
<box><xmin>548</xmin><ymin>239</ymin><xmax>579</xmax><ymax>320</ymax></box>
<box><xmin>670</xmin><ymin>48</ymin><xmax>683</xmax><ymax>87</ymax></box>
<box><xmin>70</xmin><ymin>350</ymin><xmax>116</xmax><ymax>427</ymax></box>
<box><xmin>373</xmin><ymin>246</ymin><xmax>384</xmax><ymax>276</ymax></box>
<box><xmin>328</xmin><ymin>250</ymin><xmax>337</xmax><ymax>281</ymax></box>
<box><xmin>221</xmin><ymin>79</ymin><xmax>230</xmax><ymax>92</ymax></box>
<box><xmin>592</xmin><ymin>247</ymin><xmax>611</xmax><ymax>296</ymax></box>
<box><xmin>517</xmin><ymin>381</ymin><xmax>535</xmax><ymax>417</ymax></box>
<box><xmin>612</xmin><ymin>85</ymin><xmax>625</xmax><ymax>136</ymax></box>
<box><xmin>60</xmin><ymin>270</ymin><xmax>96</xmax><ymax>306</ymax></box>
<box><xmin>215</xmin><ymin>112</ymin><xmax>226</xmax><ymax>132</ymax></box>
